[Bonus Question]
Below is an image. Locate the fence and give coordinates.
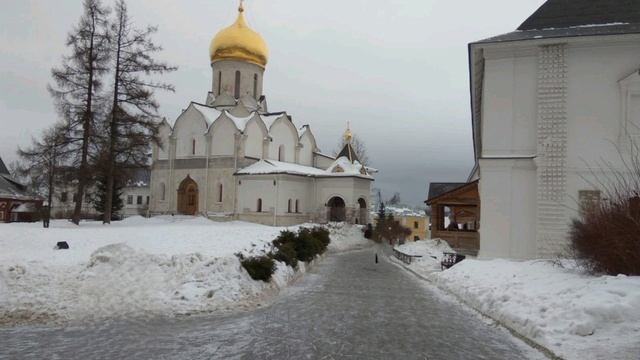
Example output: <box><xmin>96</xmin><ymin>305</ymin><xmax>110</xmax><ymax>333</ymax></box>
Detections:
<box><xmin>393</xmin><ymin>248</ymin><xmax>422</xmax><ymax>265</ymax></box>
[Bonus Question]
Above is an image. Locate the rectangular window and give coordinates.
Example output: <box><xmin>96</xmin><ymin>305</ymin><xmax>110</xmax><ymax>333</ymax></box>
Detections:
<box><xmin>127</xmin><ymin>195</ymin><xmax>133</xmax><ymax>205</ymax></box>
<box><xmin>146</xmin><ymin>196</ymin><xmax>150</xmax><ymax>205</ymax></box>
<box><xmin>60</xmin><ymin>192</ymin><xmax>68</xmax><ymax>203</ymax></box>
<box><xmin>579</xmin><ymin>190</ymin><xmax>601</xmax><ymax>216</ymax></box>
<box><xmin>414</xmin><ymin>221</ymin><xmax>419</xmax><ymax>229</ymax></box>
<box><xmin>137</xmin><ymin>196</ymin><xmax>143</xmax><ymax>205</ymax></box>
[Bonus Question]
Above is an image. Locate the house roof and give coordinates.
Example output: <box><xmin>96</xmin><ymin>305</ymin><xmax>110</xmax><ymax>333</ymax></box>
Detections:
<box><xmin>474</xmin><ymin>0</ymin><xmax>640</xmax><ymax>44</ymax></box>
<box><xmin>426</xmin><ymin>183</ymin><xmax>467</xmax><ymax>203</ymax></box>
<box><xmin>0</xmin><ymin>157</ymin><xmax>9</xmax><ymax>175</ymax></box>
<box><xmin>235</xmin><ymin>158</ymin><xmax>373</xmax><ymax>180</ymax></box>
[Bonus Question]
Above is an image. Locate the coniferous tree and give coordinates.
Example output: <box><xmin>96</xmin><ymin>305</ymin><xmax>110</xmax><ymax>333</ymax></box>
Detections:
<box><xmin>102</xmin><ymin>0</ymin><xmax>176</xmax><ymax>223</ymax></box>
<box><xmin>92</xmin><ymin>169</ymin><xmax>124</xmax><ymax>220</ymax></box>
<box><xmin>48</xmin><ymin>0</ymin><xmax>111</xmax><ymax>224</ymax></box>
<box><xmin>373</xmin><ymin>202</ymin><xmax>387</xmax><ymax>243</ymax></box>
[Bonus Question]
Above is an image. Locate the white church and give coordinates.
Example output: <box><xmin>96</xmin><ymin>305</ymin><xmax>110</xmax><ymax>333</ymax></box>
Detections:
<box><xmin>469</xmin><ymin>0</ymin><xmax>640</xmax><ymax>259</ymax></box>
<box><xmin>149</xmin><ymin>2</ymin><xmax>373</xmax><ymax>226</ymax></box>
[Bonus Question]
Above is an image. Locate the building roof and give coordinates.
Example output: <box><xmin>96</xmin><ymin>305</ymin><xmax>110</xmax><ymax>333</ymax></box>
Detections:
<box><xmin>0</xmin><ymin>157</ymin><xmax>9</xmax><ymax>175</ymax></box>
<box><xmin>426</xmin><ymin>183</ymin><xmax>468</xmax><ymax>202</ymax></box>
<box><xmin>235</xmin><ymin>158</ymin><xmax>373</xmax><ymax>180</ymax></box>
<box><xmin>518</xmin><ymin>0</ymin><xmax>640</xmax><ymax>31</ymax></box>
<box><xmin>336</xmin><ymin>142</ymin><xmax>361</xmax><ymax>164</ymax></box>
<box><xmin>124</xmin><ymin>168</ymin><xmax>151</xmax><ymax>188</ymax></box>
<box><xmin>475</xmin><ymin>0</ymin><xmax>640</xmax><ymax>44</ymax></box>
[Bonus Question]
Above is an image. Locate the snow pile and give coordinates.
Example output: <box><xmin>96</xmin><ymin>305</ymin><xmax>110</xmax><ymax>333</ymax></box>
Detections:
<box><xmin>0</xmin><ymin>217</ymin><xmax>301</xmax><ymax>324</ymax></box>
<box><xmin>324</xmin><ymin>223</ymin><xmax>373</xmax><ymax>252</ymax></box>
<box><xmin>394</xmin><ymin>239</ymin><xmax>453</xmax><ymax>274</ymax></box>
<box><xmin>0</xmin><ymin>217</ymin><xmax>368</xmax><ymax>325</ymax></box>
<box><xmin>431</xmin><ymin>259</ymin><xmax>640</xmax><ymax>360</ymax></box>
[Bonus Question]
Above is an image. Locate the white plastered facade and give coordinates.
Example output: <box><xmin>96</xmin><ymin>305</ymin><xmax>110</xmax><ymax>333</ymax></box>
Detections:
<box><xmin>471</xmin><ymin>33</ymin><xmax>640</xmax><ymax>259</ymax></box>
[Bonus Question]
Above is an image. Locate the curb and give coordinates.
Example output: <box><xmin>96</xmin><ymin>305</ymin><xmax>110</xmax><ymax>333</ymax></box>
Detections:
<box><xmin>387</xmin><ymin>254</ymin><xmax>564</xmax><ymax>360</ymax></box>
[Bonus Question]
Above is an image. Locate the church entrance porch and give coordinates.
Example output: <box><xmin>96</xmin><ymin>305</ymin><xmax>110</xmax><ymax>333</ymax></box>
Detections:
<box><xmin>177</xmin><ymin>176</ymin><xmax>199</xmax><ymax>215</ymax></box>
<box><xmin>327</xmin><ymin>196</ymin><xmax>346</xmax><ymax>222</ymax></box>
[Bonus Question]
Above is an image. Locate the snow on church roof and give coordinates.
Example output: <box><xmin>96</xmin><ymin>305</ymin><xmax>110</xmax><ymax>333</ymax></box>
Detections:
<box><xmin>191</xmin><ymin>103</ymin><xmax>222</xmax><ymax>127</ymax></box>
<box><xmin>236</xmin><ymin>158</ymin><xmax>373</xmax><ymax>179</ymax></box>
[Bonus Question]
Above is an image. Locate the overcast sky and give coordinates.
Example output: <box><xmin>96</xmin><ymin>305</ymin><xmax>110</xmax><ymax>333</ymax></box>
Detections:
<box><xmin>0</xmin><ymin>0</ymin><xmax>545</xmax><ymax>206</ymax></box>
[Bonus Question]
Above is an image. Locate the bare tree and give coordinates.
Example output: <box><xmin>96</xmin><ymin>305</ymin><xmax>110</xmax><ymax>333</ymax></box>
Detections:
<box><xmin>102</xmin><ymin>0</ymin><xmax>176</xmax><ymax>223</ymax></box>
<box><xmin>16</xmin><ymin>123</ymin><xmax>73</xmax><ymax>221</ymax></box>
<box><xmin>333</xmin><ymin>133</ymin><xmax>370</xmax><ymax>166</ymax></box>
<box><xmin>48</xmin><ymin>0</ymin><xmax>110</xmax><ymax>224</ymax></box>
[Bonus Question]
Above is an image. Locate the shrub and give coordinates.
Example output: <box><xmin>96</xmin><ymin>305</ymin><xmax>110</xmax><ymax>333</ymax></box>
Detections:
<box><xmin>295</xmin><ymin>228</ymin><xmax>323</xmax><ymax>262</ymax></box>
<box><xmin>273</xmin><ymin>241</ymin><xmax>298</xmax><ymax>269</ymax></box>
<box><xmin>569</xmin><ymin>196</ymin><xmax>640</xmax><ymax>275</ymax></box>
<box><xmin>240</xmin><ymin>255</ymin><xmax>276</xmax><ymax>282</ymax></box>
<box><xmin>310</xmin><ymin>227</ymin><xmax>331</xmax><ymax>248</ymax></box>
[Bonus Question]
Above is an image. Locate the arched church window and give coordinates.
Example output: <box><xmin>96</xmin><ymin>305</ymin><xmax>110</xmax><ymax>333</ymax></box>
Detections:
<box><xmin>192</xmin><ymin>139</ymin><xmax>196</xmax><ymax>155</ymax></box>
<box><xmin>295</xmin><ymin>199</ymin><xmax>300</xmax><ymax>213</ymax></box>
<box><xmin>278</xmin><ymin>145</ymin><xmax>285</xmax><ymax>162</ymax></box>
<box><xmin>160</xmin><ymin>183</ymin><xmax>166</xmax><ymax>201</ymax></box>
<box><xmin>218</xmin><ymin>183</ymin><xmax>223</xmax><ymax>203</ymax></box>
<box><xmin>287</xmin><ymin>199</ymin><xmax>292</xmax><ymax>213</ymax></box>
<box><xmin>253</xmin><ymin>73</ymin><xmax>258</xmax><ymax>99</ymax></box>
<box><xmin>217</xmin><ymin>71</ymin><xmax>222</xmax><ymax>95</ymax></box>
<box><xmin>257</xmin><ymin>198</ymin><xmax>263</xmax><ymax>213</ymax></box>
<box><xmin>234</xmin><ymin>71</ymin><xmax>241</xmax><ymax>99</ymax></box>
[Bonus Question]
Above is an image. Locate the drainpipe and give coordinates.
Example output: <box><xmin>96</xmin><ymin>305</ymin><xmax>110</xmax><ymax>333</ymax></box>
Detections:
<box><xmin>203</xmin><ymin>134</ymin><xmax>211</xmax><ymax>217</ymax></box>
<box><xmin>274</xmin><ymin>175</ymin><xmax>279</xmax><ymax>226</ymax></box>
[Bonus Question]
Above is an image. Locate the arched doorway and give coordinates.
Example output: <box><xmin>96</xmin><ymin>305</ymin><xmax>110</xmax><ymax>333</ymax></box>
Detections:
<box><xmin>358</xmin><ymin>198</ymin><xmax>367</xmax><ymax>225</ymax></box>
<box><xmin>177</xmin><ymin>176</ymin><xmax>199</xmax><ymax>215</ymax></box>
<box><xmin>327</xmin><ymin>196</ymin><xmax>346</xmax><ymax>222</ymax></box>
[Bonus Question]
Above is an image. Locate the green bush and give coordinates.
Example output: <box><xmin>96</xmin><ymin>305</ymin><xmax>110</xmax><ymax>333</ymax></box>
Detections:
<box><xmin>273</xmin><ymin>241</ymin><xmax>298</xmax><ymax>269</ymax></box>
<box><xmin>271</xmin><ymin>227</ymin><xmax>331</xmax><ymax>266</ymax></box>
<box><xmin>240</xmin><ymin>255</ymin><xmax>276</xmax><ymax>282</ymax></box>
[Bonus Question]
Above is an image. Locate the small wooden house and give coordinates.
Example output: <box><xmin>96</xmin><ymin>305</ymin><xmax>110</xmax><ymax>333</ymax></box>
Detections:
<box><xmin>426</xmin><ymin>181</ymin><xmax>480</xmax><ymax>255</ymax></box>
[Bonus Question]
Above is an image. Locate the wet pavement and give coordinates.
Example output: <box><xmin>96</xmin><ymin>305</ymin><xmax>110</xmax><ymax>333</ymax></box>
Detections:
<box><xmin>0</xmin><ymin>249</ymin><xmax>544</xmax><ymax>359</ymax></box>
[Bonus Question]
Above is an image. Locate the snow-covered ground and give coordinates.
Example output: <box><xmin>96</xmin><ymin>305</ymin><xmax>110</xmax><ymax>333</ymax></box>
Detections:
<box><xmin>394</xmin><ymin>239</ymin><xmax>640</xmax><ymax>360</ymax></box>
<box><xmin>0</xmin><ymin>216</ymin><xmax>371</xmax><ymax>325</ymax></box>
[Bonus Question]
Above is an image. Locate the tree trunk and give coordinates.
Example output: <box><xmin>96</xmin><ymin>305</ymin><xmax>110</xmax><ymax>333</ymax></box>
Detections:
<box><xmin>72</xmin><ymin>14</ymin><xmax>97</xmax><ymax>225</ymax></box>
<box><xmin>103</xmin><ymin>15</ymin><xmax>123</xmax><ymax>224</ymax></box>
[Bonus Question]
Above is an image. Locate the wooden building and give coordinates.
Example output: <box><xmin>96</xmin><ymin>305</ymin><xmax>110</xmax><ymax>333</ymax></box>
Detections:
<box><xmin>426</xmin><ymin>181</ymin><xmax>480</xmax><ymax>255</ymax></box>
<box><xmin>0</xmin><ymin>157</ymin><xmax>42</xmax><ymax>223</ymax></box>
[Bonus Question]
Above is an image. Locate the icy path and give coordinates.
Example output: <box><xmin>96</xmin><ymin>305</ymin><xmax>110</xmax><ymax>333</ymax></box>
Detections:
<box><xmin>0</xmin><ymin>249</ymin><xmax>544</xmax><ymax>359</ymax></box>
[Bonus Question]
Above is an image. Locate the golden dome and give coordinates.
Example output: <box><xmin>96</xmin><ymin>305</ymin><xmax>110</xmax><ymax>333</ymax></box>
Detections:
<box><xmin>209</xmin><ymin>1</ymin><xmax>269</xmax><ymax>67</ymax></box>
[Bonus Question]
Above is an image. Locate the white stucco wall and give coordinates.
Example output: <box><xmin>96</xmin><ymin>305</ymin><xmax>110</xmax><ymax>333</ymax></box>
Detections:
<box><xmin>298</xmin><ymin>132</ymin><xmax>315</xmax><ymax>166</ymax></box>
<box><xmin>244</xmin><ymin>119</ymin><xmax>265</xmax><ymax>159</ymax></box>
<box><xmin>211</xmin><ymin>60</ymin><xmax>265</xmax><ymax>100</ymax></box>
<box><xmin>173</xmin><ymin>107</ymin><xmax>208</xmax><ymax>158</ymax></box>
<box><xmin>210</xmin><ymin>116</ymin><xmax>236</xmax><ymax>156</ymax></box>
<box><xmin>476</xmin><ymin>35</ymin><xmax>640</xmax><ymax>259</ymax></box>
<box><xmin>268</xmin><ymin>119</ymin><xmax>297</xmax><ymax>162</ymax></box>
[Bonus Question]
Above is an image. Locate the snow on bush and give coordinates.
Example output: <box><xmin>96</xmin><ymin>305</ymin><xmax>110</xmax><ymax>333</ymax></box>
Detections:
<box><xmin>431</xmin><ymin>259</ymin><xmax>640</xmax><ymax>360</ymax></box>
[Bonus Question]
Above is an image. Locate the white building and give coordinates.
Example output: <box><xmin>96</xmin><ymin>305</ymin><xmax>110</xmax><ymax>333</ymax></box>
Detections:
<box><xmin>469</xmin><ymin>0</ymin><xmax>640</xmax><ymax>258</ymax></box>
<box><xmin>149</xmin><ymin>3</ymin><xmax>373</xmax><ymax>226</ymax></box>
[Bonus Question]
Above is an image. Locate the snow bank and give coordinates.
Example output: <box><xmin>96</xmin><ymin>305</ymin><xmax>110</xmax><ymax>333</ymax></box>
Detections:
<box><xmin>431</xmin><ymin>259</ymin><xmax>640</xmax><ymax>360</ymax></box>
<box><xmin>0</xmin><ymin>217</ymin><xmax>367</xmax><ymax>325</ymax></box>
<box><xmin>394</xmin><ymin>239</ymin><xmax>453</xmax><ymax>274</ymax></box>
<box><xmin>325</xmin><ymin>222</ymin><xmax>373</xmax><ymax>252</ymax></box>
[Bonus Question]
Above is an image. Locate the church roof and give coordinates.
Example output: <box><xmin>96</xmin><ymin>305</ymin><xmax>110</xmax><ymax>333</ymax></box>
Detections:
<box><xmin>236</xmin><ymin>159</ymin><xmax>373</xmax><ymax>179</ymax></box>
<box><xmin>475</xmin><ymin>0</ymin><xmax>640</xmax><ymax>44</ymax></box>
<box><xmin>519</xmin><ymin>0</ymin><xmax>640</xmax><ymax>31</ymax></box>
<box><xmin>336</xmin><ymin>142</ymin><xmax>360</xmax><ymax>164</ymax></box>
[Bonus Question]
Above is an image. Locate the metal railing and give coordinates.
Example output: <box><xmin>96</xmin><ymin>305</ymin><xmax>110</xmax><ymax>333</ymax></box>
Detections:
<box><xmin>393</xmin><ymin>248</ymin><xmax>422</xmax><ymax>265</ymax></box>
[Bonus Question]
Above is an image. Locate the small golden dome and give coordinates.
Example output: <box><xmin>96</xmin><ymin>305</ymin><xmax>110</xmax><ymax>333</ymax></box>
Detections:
<box><xmin>209</xmin><ymin>1</ymin><xmax>269</xmax><ymax>67</ymax></box>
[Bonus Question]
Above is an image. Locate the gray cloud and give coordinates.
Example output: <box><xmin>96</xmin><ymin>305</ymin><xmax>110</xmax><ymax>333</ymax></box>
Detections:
<box><xmin>0</xmin><ymin>0</ymin><xmax>544</xmax><ymax>206</ymax></box>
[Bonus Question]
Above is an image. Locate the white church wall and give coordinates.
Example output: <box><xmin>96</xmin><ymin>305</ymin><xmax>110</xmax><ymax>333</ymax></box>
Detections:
<box><xmin>205</xmin><ymin>168</ymin><xmax>236</xmax><ymax>214</ymax></box>
<box><xmin>477</xmin><ymin>158</ymin><xmax>537</xmax><ymax>259</ymax></box>
<box><xmin>268</xmin><ymin>119</ymin><xmax>297</xmax><ymax>162</ymax></box>
<box><xmin>150</xmin><ymin>169</ymin><xmax>171</xmax><ymax>213</ymax></box>
<box><xmin>173</xmin><ymin>107</ymin><xmax>208</xmax><ymax>158</ymax></box>
<box><xmin>210</xmin><ymin>116</ymin><xmax>237</xmax><ymax>156</ymax></box>
<box><xmin>244</xmin><ymin>119</ymin><xmax>265</xmax><ymax>159</ymax></box>
<box><xmin>298</xmin><ymin>132</ymin><xmax>315</xmax><ymax>166</ymax></box>
<box><xmin>482</xmin><ymin>48</ymin><xmax>537</xmax><ymax>157</ymax></box>
<box><xmin>314</xmin><ymin>153</ymin><xmax>335</xmax><ymax>169</ymax></box>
